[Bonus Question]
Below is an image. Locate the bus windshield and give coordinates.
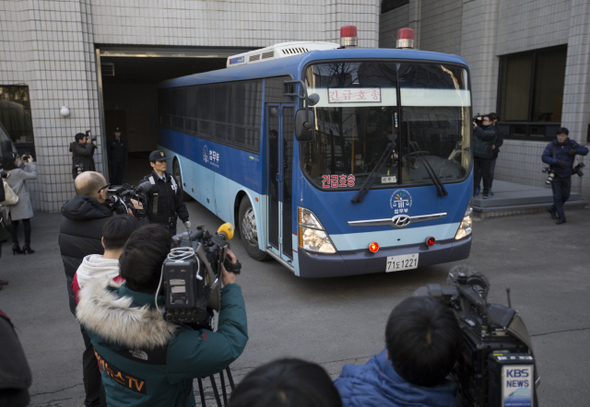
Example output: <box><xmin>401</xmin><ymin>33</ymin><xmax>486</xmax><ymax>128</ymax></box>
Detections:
<box><xmin>301</xmin><ymin>61</ymin><xmax>471</xmax><ymax>190</ymax></box>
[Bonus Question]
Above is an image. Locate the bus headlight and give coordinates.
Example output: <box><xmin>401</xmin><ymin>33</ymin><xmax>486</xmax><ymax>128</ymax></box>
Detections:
<box><xmin>454</xmin><ymin>204</ymin><xmax>473</xmax><ymax>240</ymax></box>
<box><xmin>298</xmin><ymin>207</ymin><xmax>336</xmax><ymax>254</ymax></box>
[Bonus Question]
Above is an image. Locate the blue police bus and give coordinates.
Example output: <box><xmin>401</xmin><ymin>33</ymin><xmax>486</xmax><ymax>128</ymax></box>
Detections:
<box><xmin>157</xmin><ymin>28</ymin><xmax>473</xmax><ymax>277</ymax></box>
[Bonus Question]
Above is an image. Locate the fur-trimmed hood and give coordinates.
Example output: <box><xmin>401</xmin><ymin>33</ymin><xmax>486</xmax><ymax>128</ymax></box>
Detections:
<box><xmin>76</xmin><ymin>279</ymin><xmax>179</xmax><ymax>350</ymax></box>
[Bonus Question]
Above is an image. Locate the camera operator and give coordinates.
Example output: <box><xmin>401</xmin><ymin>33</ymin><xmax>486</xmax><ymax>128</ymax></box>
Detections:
<box><xmin>542</xmin><ymin>127</ymin><xmax>588</xmax><ymax>224</ymax></box>
<box><xmin>59</xmin><ymin>171</ymin><xmax>144</xmax><ymax>407</ymax></box>
<box><xmin>76</xmin><ymin>224</ymin><xmax>248</xmax><ymax>406</ymax></box>
<box><xmin>334</xmin><ymin>296</ymin><xmax>461</xmax><ymax>407</ymax></box>
<box><xmin>70</xmin><ymin>132</ymin><xmax>96</xmax><ymax>180</ymax></box>
<box><xmin>472</xmin><ymin>114</ymin><xmax>497</xmax><ymax>199</ymax></box>
<box><xmin>141</xmin><ymin>150</ymin><xmax>190</xmax><ymax>235</ymax></box>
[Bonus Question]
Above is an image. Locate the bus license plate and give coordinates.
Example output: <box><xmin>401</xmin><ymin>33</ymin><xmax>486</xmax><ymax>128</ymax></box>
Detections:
<box><xmin>386</xmin><ymin>254</ymin><xmax>419</xmax><ymax>272</ymax></box>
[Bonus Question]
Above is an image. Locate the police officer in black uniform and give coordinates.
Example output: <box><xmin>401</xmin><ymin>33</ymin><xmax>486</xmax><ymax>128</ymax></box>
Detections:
<box><xmin>141</xmin><ymin>150</ymin><xmax>190</xmax><ymax>235</ymax></box>
<box><xmin>107</xmin><ymin>126</ymin><xmax>127</xmax><ymax>185</ymax></box>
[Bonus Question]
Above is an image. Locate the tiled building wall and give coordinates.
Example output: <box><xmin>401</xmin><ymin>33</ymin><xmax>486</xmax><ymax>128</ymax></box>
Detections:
<box><xmin>496</xmin><ymin>0</ymin><xmax>570</xmax><ymax>56</ymax></box>
<box><xmin>1</xmin><ymin>0</ymin><xmax>102</xmax><ymax>212</ymax></box>
<box><xmin>379</xmin><ymin>4</ymin><xmax>410</xmax><ymax>48</ymax></box>
<box><xmin>460</xmin><ymin>0</ymin><xmax>500</xmax><ymax>115</ymax></box>
<box><xmin>1</xmin><ymin>0</ymin><xmax>380</xmax><ymax>212</ymax></box>
<box><xmin>89</xmin><ymin>0</ymin><xmax>379</xmax><ymax>49</ymax></box>
<box><xmin>560</xmin><ymin>0</ymin><xmax>590</xmax><ymax>195</ymax></box>
<box><xmin>420</xmin><ymin>0</ymin><xmax>462</xmax><ymax>56</ymax></box>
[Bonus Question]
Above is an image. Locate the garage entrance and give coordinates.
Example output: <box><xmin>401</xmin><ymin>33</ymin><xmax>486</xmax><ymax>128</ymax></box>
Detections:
<box><xmin>96</xmin><ymin>45</ymin><xmax>250</xmax><ymax>185</ymax></box>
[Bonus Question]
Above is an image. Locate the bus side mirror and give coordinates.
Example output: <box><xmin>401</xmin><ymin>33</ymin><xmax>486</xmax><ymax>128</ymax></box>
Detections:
<box><xmin>295</xmin><ymin>109</ymin><xmax>315</xmax><ymax>142</ymax></box>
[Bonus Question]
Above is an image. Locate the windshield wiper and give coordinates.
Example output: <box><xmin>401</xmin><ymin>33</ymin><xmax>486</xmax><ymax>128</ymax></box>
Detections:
<box><xmin>408</xmin><ymin>141</ymin><xmax>448</xmax><ymax>197</ymax></box>
<box><xmin>352</xmin><ymin>142</ymin><xmax>395</xmax><ymax>203</ymax></box>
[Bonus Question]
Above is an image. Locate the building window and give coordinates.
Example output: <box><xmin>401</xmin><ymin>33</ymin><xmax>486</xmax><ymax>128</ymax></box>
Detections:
<box><xmin>381</xmin><ymin>0</ymin><xmax>409</xmax><ymax>14</ymax></box>
<box><xmin>497</xmin><ymin>46</ymin><xmax>567</xmax><ymax>140</ymax></box>
<box><xmin>0</xmin><ymin>85</ymin><xmax>36</xmax><ymax>156</ymax></box>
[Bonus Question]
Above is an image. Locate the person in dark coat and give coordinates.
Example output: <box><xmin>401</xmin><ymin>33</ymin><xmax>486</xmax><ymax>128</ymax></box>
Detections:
<box><xmin>472</xmin><ymin>115</ymin><xmax>496</xmax><ymax>199</ymax></box>
<box><xmin>141</xmin><ymin>150</ymin><xmax>190</xmax><ymax>235</ymax></box>
<box><xmin>106</xmin><ymin>127</ymin><xmax>127</xmax><ymax>185</ymax></box>
<box><xmin>2</xmin><ymin>152</ymin><xmax>37</xmax><ymax>255</ymax></box>
<box><xmin>70</xmin><ymin>132</ymin><xmax>96</xmax><ymax>179</ymax></box>
<box><xmin>541</xmin><ymin>127</ymin><xmax>589</xmax><ymax>224</ymax></box>
<box><xmin>0</xmin><ymin>309</ymin><xmax>32</xmax><ymax>407</ymax></box>
<box><xmin>59</xmin><ymin>171</ymin><xmax>112</xmax><ymax>407</ymax></box>
<box><xmin>59</xmin><ymin>171</ymin><xmax>146</xmax><ymax>407</ymax></box>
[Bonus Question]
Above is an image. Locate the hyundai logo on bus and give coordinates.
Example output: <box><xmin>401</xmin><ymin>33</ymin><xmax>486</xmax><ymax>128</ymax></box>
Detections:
<box><xmin>391</xmin><ymin>215</ymin><xmax>411</xmax><ymax>228</ymax></box>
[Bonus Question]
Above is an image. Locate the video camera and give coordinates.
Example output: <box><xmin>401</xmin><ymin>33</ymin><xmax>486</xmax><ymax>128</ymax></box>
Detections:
<box><xmin>104</xmin><ymin>182</ymin><xmax>150</xmax><ymax>219</ymax></box>
<box><xmin>161</xmin><ymin>223</ymin><xmax>240</xmax><ymax>328</ymax></box>
<box><xmin>413</xmin><ymin>265</ymin><xmax>539</xmax><ymax>407</ymax></box>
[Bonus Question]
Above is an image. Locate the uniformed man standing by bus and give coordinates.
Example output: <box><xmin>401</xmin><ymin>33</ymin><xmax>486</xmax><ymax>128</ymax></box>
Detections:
<box><xmin>141</xmin><ymin>150</ymin><xmax>190</xmax><ymax>235</ymax></box>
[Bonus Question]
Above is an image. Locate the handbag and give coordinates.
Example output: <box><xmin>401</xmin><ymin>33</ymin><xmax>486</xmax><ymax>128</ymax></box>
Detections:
<box><xmin>0</xmin><ymin>178</ymin><xmax>19</xmax><ymax>206</ymax></box>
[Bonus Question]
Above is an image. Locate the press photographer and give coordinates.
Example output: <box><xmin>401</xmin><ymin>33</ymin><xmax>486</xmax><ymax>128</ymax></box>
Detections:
<box><xmin>541</xmin><ymin>127</ymin><xmax>588</xmax><ymax>224</ymax></box>
<box><xmin>76</xmin><ymin>224</ymin><xmax>248</xmax><ymax>406</ymax></box>
<box><xmin>472</xmin><ymin>114</ymin><xmax>497</xmax><ymax>199</ymax></box>
<box><xmin>59</xmin><ymin>171</ymin><xmax>145</xmax><ymax>407</ymax></box>
<box><xmin>70</xmin><ymin>131</ymin><xmax>97</xmax><ymax>179</ymax></box>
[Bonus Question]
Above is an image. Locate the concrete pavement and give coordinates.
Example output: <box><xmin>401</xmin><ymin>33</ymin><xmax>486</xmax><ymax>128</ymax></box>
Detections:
<box><xmin>1</xmin><ymin>202</ymin><xmax>589</xmax><ymax>406</ymax></box>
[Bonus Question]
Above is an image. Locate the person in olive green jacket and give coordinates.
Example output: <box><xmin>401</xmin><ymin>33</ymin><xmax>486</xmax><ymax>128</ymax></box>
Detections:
<box><xmin>76</xmin><ymin>224</ymin><xmax>248</xmax><ymax>407</ymax></box>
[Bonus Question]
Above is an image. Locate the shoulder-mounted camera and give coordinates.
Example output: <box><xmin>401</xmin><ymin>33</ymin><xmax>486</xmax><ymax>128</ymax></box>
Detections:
<box><xmin>413</xmin><ymin>265</ymin><xmax>539</xmax><ymax>407</ymax></box>
<box><xmin>161</xmin><ymin>223</ymin><xmax>239</xmax><ymax>328</ymax></box>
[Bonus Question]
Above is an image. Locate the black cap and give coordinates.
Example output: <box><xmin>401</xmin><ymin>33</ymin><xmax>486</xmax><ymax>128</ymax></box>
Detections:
<box><xmin>114</xmin><ymin>127</ymin><xmax>121</xmax><ymax>132</ymax></box>
<box><xmin>149</xmin><ymin>150</ymin><xmax>167</xmax><ymax>162</ymax></box>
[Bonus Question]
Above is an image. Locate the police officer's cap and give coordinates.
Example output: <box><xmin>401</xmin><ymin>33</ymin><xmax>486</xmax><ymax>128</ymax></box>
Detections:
<box><xmin>149</xmin><ymin>150</ymin><xmax>168</xmax><ymax>162</ymax></box>
<box><xmin>114</xmin><ymin>126</ymin><xmax>121</xmax><ymax>132</ymax></box>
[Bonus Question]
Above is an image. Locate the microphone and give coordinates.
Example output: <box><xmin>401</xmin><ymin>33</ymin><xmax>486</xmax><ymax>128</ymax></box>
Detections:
<box><xmin>216</xmin><ymin>222</ymin><xmax>234</xmax><ymax>241</ymax></box>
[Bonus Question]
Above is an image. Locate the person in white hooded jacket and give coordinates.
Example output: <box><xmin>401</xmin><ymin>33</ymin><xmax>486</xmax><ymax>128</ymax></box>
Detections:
<box><xmin>72</xmin><ymin>214</ymin><xmax>138</xmax><ymax>303</ymax></box>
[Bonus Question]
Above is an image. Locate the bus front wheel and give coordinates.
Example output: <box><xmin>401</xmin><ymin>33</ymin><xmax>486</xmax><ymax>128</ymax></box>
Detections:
<box><xmin>173</xmin><ymin>160</ymin><xmax>193</xmax><ymax>201</ymax></box>
<box><xmin>239</xmin><ymin>198</ymin><xmax>270</xmax><ymax>261</ymax></box>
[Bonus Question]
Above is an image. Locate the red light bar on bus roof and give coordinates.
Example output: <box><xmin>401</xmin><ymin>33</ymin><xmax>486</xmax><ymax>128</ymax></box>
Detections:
<box><xmin>396</xmin><ymin>28</ymin><xmax>415</xmax><ymax>49</ymax></box>
<box><xmin>340</xmin><ymin>25</ymin><xmax>358</xmax><ymax>48</ymax></box>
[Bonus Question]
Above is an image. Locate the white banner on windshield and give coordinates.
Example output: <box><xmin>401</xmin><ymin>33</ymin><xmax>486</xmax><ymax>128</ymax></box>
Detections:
<box><xmin>312</xmin><ymin>88</ymin><xmax>470</xmax><ymax>108</ymax></box>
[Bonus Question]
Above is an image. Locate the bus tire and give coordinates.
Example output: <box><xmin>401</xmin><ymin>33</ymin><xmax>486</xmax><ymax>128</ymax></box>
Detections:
<box><xmin>173</xmin><ymin>159</ymin><xmax>193</xmax><ymax>201</ymax></box>
<box><xmin>239</xmin><ymin>198</ymin><xmax>270</xmax><ymax>261</ymax></box>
